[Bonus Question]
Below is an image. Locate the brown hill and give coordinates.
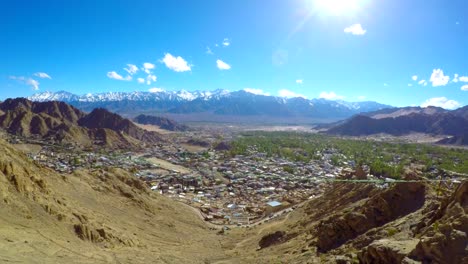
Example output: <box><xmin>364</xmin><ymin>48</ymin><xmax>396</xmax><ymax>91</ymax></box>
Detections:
<box><xmin>0</xmin><ymin>98</ymin><xmax>161</xmax><ymax>148</ymax></box>
<box><xmin>326</xmin><ymin>106</ymin><xmax>468</xmax><ymax>145</ymax></box>
<box><xmin>222</xmin><ymin>174</ymin><xmax>467</xmax><ymax>263</ymax></box>
<box><xmin>134</xmin><ymin>114</ymin><xmax>189</xmax><ymax>131</ymax></box>
<box><xmin>0</xmin><ymin>138</ymin><xmax>226</xmax><ymax>263</ymax></box>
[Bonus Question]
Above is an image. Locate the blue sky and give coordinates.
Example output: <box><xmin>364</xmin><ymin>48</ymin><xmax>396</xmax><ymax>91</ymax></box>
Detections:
<box><xmin>1</xmin><ymin>0</ymin><xmax>467</xmax><ymax>109</ymax></box>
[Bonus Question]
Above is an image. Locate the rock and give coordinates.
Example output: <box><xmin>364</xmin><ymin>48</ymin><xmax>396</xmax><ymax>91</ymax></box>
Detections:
<box><xmin>315</xmin><ymin>183</ymin><xmax>425</xmax><ymax>252</ymax></box>
<box><xmin>358</xmin><ymin>239</ymin><xmax>419</xmax><ymax>264</ymax></box>
<box><xmin>334</xmin><ymin>255</ymin><xmax>351</xmax><ymax>264</ymax></box>
<box><xmin>409</xmin><ymin>181</ymin><xmax>468</xmax><ymax>264</ymax></box>
<box><xmin>354</xmin><ymin>166</ymin><xmax>367</xmax><ymax>180</ymax></box>
<box><xmin>258</xmin><ymin>231</ymin><xmax>289</xmax><ymax>249</ymax></box>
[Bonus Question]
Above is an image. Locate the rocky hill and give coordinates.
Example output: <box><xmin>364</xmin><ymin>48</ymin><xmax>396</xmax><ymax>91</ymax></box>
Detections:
<box><xmin>0</xmin><ymin>138</ymin><xmax>226</xmax><ymax>263</ymax></box>
<box><xmin>326</xmin><ymin>106</ymin><xmax>468</xmax><ymax>145</ymax></box>
<box><xmin>28</xmin><ymin>90</ymin><xmax>392</xmax><ymax>124</ymax></box>
<box><xmin>0</xmin><ymin>98</ymin><xmax>160</xmax><ymax>148</ymax></box>
<box><xmin>0</xmin><ymin>134</ymin><xmax>466</xmax><ymax>263</ymax></box>
<box><xmin>133</xmin><ymin>114</ymin><xmax>189</xmax><ymax>131</ymax></box>
<box><xmin>223</xmin><ymin>170</ymin><xmax>467</xmax><ymax>263</ymax></box>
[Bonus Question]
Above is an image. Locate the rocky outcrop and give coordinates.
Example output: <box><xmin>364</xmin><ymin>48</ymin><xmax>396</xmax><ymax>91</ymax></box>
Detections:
<box><xmin>315</xmin><ymin>183</ymin><xmax>425</xmax><ymax>252</ymax></box>
<box><xmin>258</xmin><ymin>231</ymin><xmax>296</xmax><ymax>249</ymax></box>
<box><xmin>408</xmin><ymin>181</ymin><xmax>468</xmax><ymax>264</ymax></box>
<box><xmin>358</xmin><ymin>239</ymin><xmax>419</xmax><ymax>264</ymax></box>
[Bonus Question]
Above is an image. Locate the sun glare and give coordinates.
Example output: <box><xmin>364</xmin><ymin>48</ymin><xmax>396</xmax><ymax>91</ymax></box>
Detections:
<box><xmin>312</xmin><ymin>0</ymin><xmax>363</xmax><ymax>16</ymax></box>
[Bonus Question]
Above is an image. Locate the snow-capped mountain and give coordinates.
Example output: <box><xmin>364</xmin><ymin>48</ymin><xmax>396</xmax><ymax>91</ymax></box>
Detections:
<box><xmin>29</xmin><ymin>89</ymin><xmax>231</xmax><ymax>103</ymax></box>
<box><xmin>28</xmin><ymin>89</ymin><xmax>392</xmax><ymax>123</ymax></box>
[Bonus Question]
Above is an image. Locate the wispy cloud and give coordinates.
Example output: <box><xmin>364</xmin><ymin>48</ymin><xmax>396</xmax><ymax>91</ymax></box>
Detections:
<box><xmin>357</xmin><ymin>96</ymin><xmax>366</xmax><ymax>101</ymax></box>
<box><xmin>461</xmin><ymin>85</ymin><xmax>468</xmax><ymax>91</ymax></box>
<box><xmin>222</xmin><ymin>38</ymin><xmax>230</xmax><ymax>47</ymax></box>
<box><xmin>418</xmin><ymin>80</ymin><xmax>428</xmax><ymax>86</ymax></box>
<box><xmin>216</xmin><ymin>59</ymin><xmax>231</xmax><ymax>70</ymax></box>
<box><xmin>146</xmin><ymin>74</ymin><xmax>157</xmax><ymax>85</ymax></box>
<box><xmin>319</xmin><ymin>91</ymin><xmax>345</xmax><ymax>100</ymax></box>
<box><xmin>452</xmin><ymin>74</ymin><xmax>459</xmax><ymax>83</ymax></box>
<box><xmin>142</xmin><ymin>62</ymin><xmax>155</xmax><ymax>74</ymax></box>
<box><xmin>124</xmin><ymin>64</ymin><xmax>139</xmax><ymax>75</ymax></box>
<box><xmin>34</xmin><ymin>72</ymin><xmax>51</xmax><ymax>79</ymax></box>
<box><xmin>243</xmin><ymin>88</ymin><xmax>270</xmax><ymax>96</ymax></box>
<box><xmin>278</xmin><ymin>89</ymin><xmax>306</xmax><ymax>98</ymax></box>
<box><xmin>206</xmin><ymin>46</ymin><xmax>214</xmax><ymax>55</ymax></box>
<box><xmin>161</xmin><ymin>53</ymin><xmax>191</xmax><ymax>72</ymax></box>
<box><xmin>459</xmin><ymin>76</ymin><xmax>468</xmax><ymax>82</ymax></box>
<box><xmin>137</xmin><ymin>78</ymin><xmax>145</xmax><ymax>84</ymax></box>
<box><xmin>421</xmin><ymin>97</ymin><xmax>460</xmax><ymax>109</ymax></box>
<box><xmin>408</xmin><ymin>84</ymin><xmax>413</xmax><ymax>87</ymax></box>
<box><xmin>10</xmin><ymin>76</ymin><xmax>40</xmax><ymax>90</ymax></box>
<box><xmin>429</xmin><ymin>69</ymin><xmax>450</xmax><ymax>86</ymax></box>
<box><xmin>296</xmin><ymin>79</ymin><xmax>303</xmax><ymax>84</ymax></box>
<box><xmin>412</xmin><ymin>75</ymin><xmax>418</xmax><ymax>81</ymax></box>
<box><xmin>107</xmin><ymin>71</ymin><xmax>132</xmax><ymax>81</ymax></box>
<box><xmin>344</xmin><ymin>23</ymin><xmax>366</xmax><ymax>35</ymax></box>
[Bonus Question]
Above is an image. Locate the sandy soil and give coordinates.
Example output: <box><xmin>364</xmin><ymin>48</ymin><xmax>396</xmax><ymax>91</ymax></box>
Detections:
<box><xmin>141</xmin><ymin>156</ymin><xmax>192</xmax><ymax>174</ymax></box>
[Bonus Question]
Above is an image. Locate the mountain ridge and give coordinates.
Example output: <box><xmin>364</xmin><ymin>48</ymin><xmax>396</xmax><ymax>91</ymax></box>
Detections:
<box><xmin>0</xmin><ymin>98</ymin><xmax>161</xmax><ymax>148</ymax></box>
<box><xmin>326</xmin><ymin>106</ymin><xmax>468</xmax><ymax>145</ymax></box>
<box><xmin>28</xmin><ymin>90</ymin><xmax>392</xmax><ymax>123</ymax></box>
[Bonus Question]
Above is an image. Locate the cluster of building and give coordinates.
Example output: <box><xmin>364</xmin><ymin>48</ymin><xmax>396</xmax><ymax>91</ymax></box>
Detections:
<box><xmin>137</xmin><ymin>146</ymin><xmax>350</xmax><ymax>225</ymax></box>
<box><xmin>11</xmin><ymin>135</ymin><xmax>362</xmax><ymax>226</ymax></box>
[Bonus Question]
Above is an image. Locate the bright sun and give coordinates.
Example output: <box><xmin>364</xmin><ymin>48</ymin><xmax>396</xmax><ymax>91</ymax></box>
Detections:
<box><xmin>312</xmin><ymin>0</ymin><xmax>363</xmax><ymax>16</ymax></box>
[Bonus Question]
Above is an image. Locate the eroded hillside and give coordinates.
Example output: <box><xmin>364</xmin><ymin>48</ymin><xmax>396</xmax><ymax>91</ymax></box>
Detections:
<box><xmin>0</xmin><ymin>138</ymin><xmax>226</xmax><ymax>263</ymax></box>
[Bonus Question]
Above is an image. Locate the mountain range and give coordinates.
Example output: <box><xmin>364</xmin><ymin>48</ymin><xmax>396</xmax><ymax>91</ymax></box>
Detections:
<box><xmin>326</xmin><ymin>106</ymin><xmax>468</xmax><ymax>145</ymax></box>
<box><xmin>28</xmin><ymin>90</ymin><xmax>392</xmax><ymax>123</ymax></box>
<box><xmin>0</xmin><ymin>98</ymin><xmax>160</xmax><ymax>148</ymax></box>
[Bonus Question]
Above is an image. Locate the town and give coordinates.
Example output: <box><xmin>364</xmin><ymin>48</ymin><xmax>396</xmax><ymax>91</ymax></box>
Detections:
<box><xmin>7</xmin><ymin>133</ymin><xmax>358</xmax><ymax>226</ymax></box>
<box><xmin>8</xmin><ymin>132</ymin><xmax>464</xmax><ymax>227</ymax></box>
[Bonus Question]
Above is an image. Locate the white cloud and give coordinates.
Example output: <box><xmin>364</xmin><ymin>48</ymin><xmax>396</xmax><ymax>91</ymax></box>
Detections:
<box><xmin>34</xmin><ymin>72</ymin><xmax>51</xmax><ymax>79</ymax></box>
<box><xmin>149</xmin><ymin>87</ymin><xmax>165</xmax><ymax>93</ymax></box>
<box><xmin>278</xmin><ymin>89</ymin><xmax>306</xmax><ymax>98</ymax></box>
<box><xmin>206</xmin><ymin>46</ymin><xmax>213</xmax><ymax>55</ymax></box>
<box><xmin>243</xmin><ymin>88</ymin><xmax>270</xmax><ymax>96</ymax></box>
<box><xmin>137</xmin><ymin>78</ymin><xmax>145</xmax><ymax>84</ymax></box>
<box><xmin>27</xmin><ymin>79</ymin><xmax>40</xmax><ymax>90</ymax></box>
<box><xmin>418</xmin><ymin>80</ymin><xmax>428</xmax><ymax>86</ymax></box>
<box><xmin>429</xmin><ymin>69</ymin><xmax>450</xmax><ymax>86</ymax></box>
<box><xmin>461</xmin><ymin>85</ymin><xmax>468</xmax><ymax>91</ymax></box>
<box><xmin>161</xmin><ymin>53</ymin><xmax>191</xmax><ymax>72</ymax></box>
<box><xmin>344</xmin><ymin>23</ymin><xmax>366</xmax><ymax>35</ymax></box>
<box><xmin>124</xmin><ymin>64</ymin><xmax>139</xmax><ymax>75</ymax></box>
<box><xmin>146</xmin><ymin>74</ymin><xmax>157</xmax><ymax>85</ymax></box>
<box><xmin>222</xmin><ymin>38</ymin><xmax>230</xmax><ymax>47</ymax></box>
<box><xmin>412</xmin><ymin>75</ymin><xmax>418</xmax><ymax>81</ymax></box>
<box><xmin>421</xmin><ymin>97</ymin><xmax>460</xmax><ymax>109</ymax></box>
<box><xmin>107</xmin><ymin>71</ymin><xmax>132</xmax><ymax>81</ymax></box>
<box><xmin>142</xmin><ymin>62</ymin><xmax>155</xmax><ymax>74</ymax></box>
<box><xmin>453</xmin><ymin>74</ymin><xmax>459</xmax><ymax>83</ymax></box>
<box><xmin>296</xmin><ymin>79</ymin><xmax>303</xmax><ymax>84</ymax></box>
<box><xmin>9</xmin><ymin>76</ymin><xmax>40</xmax><ymax>90</ymax></box>
<box><xmin>319</xmin><ymin>91</ymin><xmax>345</xmax><ymax>100</ymax></box>
<box><xmin>459</xmin><ymin>76</ymin><xmax>468</xmax><ymax>82</ymax></box>
<box><xmin>216</xmin><ymin>59</ymin><xmax>231</xmax><ymax>70</ymax></box>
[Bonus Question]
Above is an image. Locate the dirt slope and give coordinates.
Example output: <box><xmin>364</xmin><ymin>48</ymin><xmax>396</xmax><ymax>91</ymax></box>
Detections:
<box><xmin>0</xmin><ymin>138</ymin><xmax>225</xmax><ymax>263</ymax></box>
